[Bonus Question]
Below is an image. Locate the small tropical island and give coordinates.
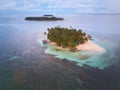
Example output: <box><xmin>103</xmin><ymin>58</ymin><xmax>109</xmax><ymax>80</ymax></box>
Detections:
<box><xmin>44</xmin><ymin>26</ymin><xmax>105</xmax><ymax>52</ymax></box>
<box><xmin>25</xmin><ymin>15</ymin><xmax>64</xmax><ymax>21</ymax></box>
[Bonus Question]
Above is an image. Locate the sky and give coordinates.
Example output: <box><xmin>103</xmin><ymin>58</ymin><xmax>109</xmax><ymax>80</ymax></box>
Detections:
<box><xmin>0</xmin><ymin>0</ymin><xmax>120</xmax><ymax>15</ymax></box>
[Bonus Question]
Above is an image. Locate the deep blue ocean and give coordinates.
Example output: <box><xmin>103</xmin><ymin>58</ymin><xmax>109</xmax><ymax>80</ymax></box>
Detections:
<box><xmin>0</xmin><ymin>15</ymin><xmax>120</xmax><ymax>90</ymax></box>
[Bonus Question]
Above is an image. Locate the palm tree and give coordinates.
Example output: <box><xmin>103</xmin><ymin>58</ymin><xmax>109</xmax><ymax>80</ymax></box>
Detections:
<box><xmin>47</xmin><ymin>26</ymin><xmax>87</xmax><ymax>48</ymax></box>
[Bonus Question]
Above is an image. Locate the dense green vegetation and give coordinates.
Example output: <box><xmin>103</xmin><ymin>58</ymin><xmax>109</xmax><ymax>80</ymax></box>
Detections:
<box><xmin>47</xmin><ymin>26</ymin><xmax>88</xmax><ymax>48</ymax></box>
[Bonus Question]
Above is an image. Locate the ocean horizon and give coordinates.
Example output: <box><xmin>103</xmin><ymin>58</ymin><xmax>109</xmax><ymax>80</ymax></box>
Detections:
<box><xmin>0</xmin><ymin>14</ymin><xmax>120</xmax><ymax>90</ymax></box>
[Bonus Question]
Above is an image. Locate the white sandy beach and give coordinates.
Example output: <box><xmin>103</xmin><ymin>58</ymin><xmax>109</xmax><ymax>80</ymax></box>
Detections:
<box><xmin>48</xmin><ymin>40</ymin><xmax>105</xmax><ymax>52</ymax></box>
<box><xmin>76</xmin><ymin>41</ymin><xmax>105</xmax><ymax>52</ymax></box>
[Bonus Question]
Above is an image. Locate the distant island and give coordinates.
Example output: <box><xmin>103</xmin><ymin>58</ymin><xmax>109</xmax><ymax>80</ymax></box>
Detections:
<box><xmin>25</xmin><ymin>15</ymin><xmax>64</xmax><ymax>21</ymax></box>
<box><xmin>45</xmin><ymin>26</ymin><xmax>105</xmax><ymax>52</ymax></box>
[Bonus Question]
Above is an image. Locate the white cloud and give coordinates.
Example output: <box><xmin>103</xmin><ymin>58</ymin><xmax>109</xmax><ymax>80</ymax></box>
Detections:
<box><xmin>0</xmin><ymin>0</ymin><xmax>120</xmax><ymax>13</ymax></box>
<box><xmin>0</xmin><ymin>0</ymin><xmax>16</xmax><ymax>10</ymax></box>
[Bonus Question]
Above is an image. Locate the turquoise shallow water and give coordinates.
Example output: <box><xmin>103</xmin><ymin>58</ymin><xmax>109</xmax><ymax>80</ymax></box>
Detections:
<box><xmin>0</xmin><ymin>15</ymin><xmax>120</xmax><ymax>90</ymax></box>
<box><xmin>37</xmin><ymin>37</ymin><xmax>118</xmax><ymax>69</ymax></box>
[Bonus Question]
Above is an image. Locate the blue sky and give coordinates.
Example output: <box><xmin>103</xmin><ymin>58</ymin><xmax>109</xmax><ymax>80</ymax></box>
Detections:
<box><xmin>0</xmin><ymin>0</ymin><xmax>120</xmax><ymax>15</ymax></box>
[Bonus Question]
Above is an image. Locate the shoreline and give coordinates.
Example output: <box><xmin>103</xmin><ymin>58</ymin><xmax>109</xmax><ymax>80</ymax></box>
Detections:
<box><xmin>76</xmin><ymin>40</ymin><xmax>105</xmax><ymax>52</ymax></box>
<box><xmin>47</xmin><ymin>40</ymin><xmax>105</xmax><ymax>52</ymax></box>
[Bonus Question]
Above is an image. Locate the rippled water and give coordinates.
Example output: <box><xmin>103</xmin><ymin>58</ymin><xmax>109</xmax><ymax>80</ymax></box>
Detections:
<box><xmin>0</xmin><ymin>15</ymin><xmax>120</xmax><ymax>90</ymax></box>
<box><xmin>37</xmin><ymin>37</ymin><xmax>117</xmax><ymax>69</ymax></box>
